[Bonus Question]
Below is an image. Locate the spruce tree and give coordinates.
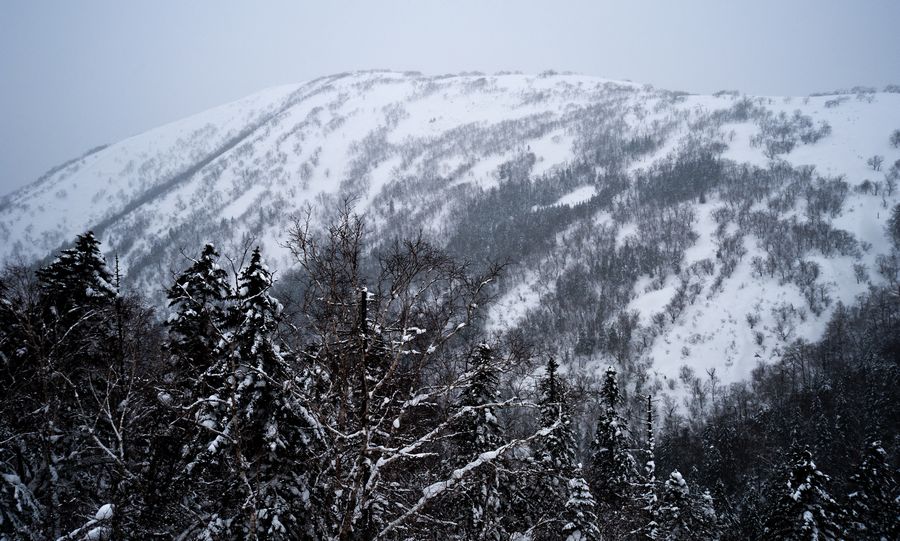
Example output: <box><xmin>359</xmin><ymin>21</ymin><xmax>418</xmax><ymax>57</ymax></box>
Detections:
<box><xmin>762</xmin><ymin>447</ymin><xmax>845</xmax><ymax>541</ymax></box>
<box><xmin>29</xmin><ymin>232</ymin><xmax>123</xmax><ymax>536</ymax></box>
<box><xmin>188</xmin><ymin>247</ymin><xmax>315</xmax><ymax>540</ymax></box>
<box><xmin>3</xmin><ymin>233</ymin><xmax>172</xmax><ymax>538</ymax></box>
<box><xmin>587</xmin><ymin>366</ymin><xmax>636</xmax><ymax>507</ymax></box>
<box><xmin>658</xmin><ymin>470</ymin><xmax>690</xmax><ymax>540</ymax></box>
<box><xmin>159</xmin><ymin>244</ymin><xmax>233</xmax><ymax>535</ymax></box>
<box><xmin>657</xmin><ymin>470</ymin><xmax>717</xmax><ymax>540</ymax></box>
<box><xmin>166</xmin><ymin>243</ymin><xmax>231</xmax><ymax>380</ymax></box>
<box><xmin>33</xmin><ymin>231</ymin><xmax>118</xmax><ymax>383</ymax></box>
<box><xmin>561</xmin><ymin>472</ymin><xmax>602</xmax><ymax>541</ymax></box>
<box><xmin>457</xmin><ymin>343</ymin><xmax>503</xmax><ymax>455</ymax></box>
<box><xmin>446</xmin><ymin>343</ymin><xmax>507</xmax><ymax>540</ymax></box>
<box><xmin>847</xmin><ymin>440</ymin><xmax>899</xmax><ymax>540</ymax></box>
<box><xmin>36</xmin><ymin>231</ymin><xmax>117</xmax><ymax>317</ymax></box>
<box><xmin>532</xmin><ymin>357</ymin><xmax>578</xmax><ymax>539</ymax></box>
<box><xmin>537</xmin><ymin>357</ymin><xmax>576</xmax><ymax>473</ymax></box>
<box><xmin>639</xmin><ymin>394</ymin><xmax>660</xmax><ymax>540</ymax></box>
<box><xmin>33</xmin><ymin>231</ymin><xmax>118</xmax><ymax>380</ymax></box>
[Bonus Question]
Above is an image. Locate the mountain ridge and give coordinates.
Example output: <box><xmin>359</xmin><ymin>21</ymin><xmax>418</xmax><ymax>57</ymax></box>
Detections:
<box><xmin>3</xmin><ymin>70</ymin><xmax>899</xmax><ymax>399</ymax></box>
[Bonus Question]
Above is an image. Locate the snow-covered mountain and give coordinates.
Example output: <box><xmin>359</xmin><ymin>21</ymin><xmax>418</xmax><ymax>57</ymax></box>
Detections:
<box><xmin>2</xmin><ymin>70</ymin><xmax>899</xmax><ymax>396</ymax></box>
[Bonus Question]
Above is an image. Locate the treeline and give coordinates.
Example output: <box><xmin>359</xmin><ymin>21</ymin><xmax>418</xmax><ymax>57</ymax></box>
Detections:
<box><xmin>0</xmin><ymin>211</ymin><xmax>678</xmax><ymax>541</ymax></box>
<box><xmin>1</xmin><ymin>207</ymin><xmax>898</xmax><ymax>540</ymax></box>
<box><xmin>657</xmin><ymin>283</ymin><xmax>900</xmax><ymax>540</ymax></box>
<box><xmin>659</xmin><ymin>207</ymin><xmax>900</xmax><ymax>539</ymax></box>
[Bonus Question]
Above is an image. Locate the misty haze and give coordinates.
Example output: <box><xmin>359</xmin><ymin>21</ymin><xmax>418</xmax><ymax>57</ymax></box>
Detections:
<box><xmin>1</xmin><ymin>2</ymin><xmax>899</xmax><ymax>540</ymax></box>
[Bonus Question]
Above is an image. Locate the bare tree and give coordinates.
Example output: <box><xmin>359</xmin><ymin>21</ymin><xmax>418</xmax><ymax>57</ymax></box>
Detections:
<box><xmin>889</xmin><ymin>129</ymin><xmax>900</xmax><ymax>149</ymax></box>
<box><xmin>867</xmin><ymin>155</ymin><xmax>884</xmax><ymax>172</ymax></box>
<box><xmin>277</xmin><ymin>202</ymin><xmax>555</xmax><ymax>538</ymax></box>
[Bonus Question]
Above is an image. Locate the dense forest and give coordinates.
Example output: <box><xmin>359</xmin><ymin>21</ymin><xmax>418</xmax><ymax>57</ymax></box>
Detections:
<box><xmin>1</xmin><ymin>203</ymin><xmax>897</xmax><ymax>540</ymax></box>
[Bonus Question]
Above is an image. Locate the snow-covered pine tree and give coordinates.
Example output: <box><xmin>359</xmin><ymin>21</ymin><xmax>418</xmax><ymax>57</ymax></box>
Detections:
<box><xmin>761</xmin><ymin>447</ymin><xmax>845</xmax><ymax>541</ymax></box>
<box><xmin>847</xmin><ymin>440</ymin><xmax>899</xmax><ymax>540</ymax></box>
<box><xmin>600</xmin><ymin>365</ymin><xmax>620</xmax><ymax>408</ymax></box>
<box><xmin>638</xmin><ymin>393</ymin><xmax>660</xmax><ymax>540</ymax></box>
<box><xmin>656</xmin><ymin>470</ymin><xmax>717</xmax><ymax>540</ymax></box>
<box><xmin>561</xmin><ymin>472</ymin><xmax>601</xmax><ymax>541</ymax></box>
<box><xmin>166</xmin><ymin>243</ymin><xmax>231</xmax><ymax>382</ymax></box>
<box><xmin>696</xmin><ymin>489</ymin><xmax>718</xmax><ymax>539</ymax></box>
<box><xmin>537</xmin><ymin>357</ymin><xmax>576</xmax><ymax>473</ymax></box>
<box><xmin>442</xmin><ymin>343</ymin><xmax>507</xmax><ymax>540</ymax></box>
<box><xmin>35</xmin><ymin>231</ymin><xmax>119</xmax><ymax>387</ymax></box>
<box><xmin>146</xmin><ymin>244</ymin><xmax>234</xmax><ymax>536</ymax></box>
<box><xmin>188</xmin><ymin>247</ymin><xmax>316</xmax><ymax>540</ymax></box>
<box><xmin>36</xmin><ymin>231</ymin><xmax>117</xmax><ymax>317</ymax></box>
<box><xmin>587</xmin><ymin>366</ymin><xmax>637</xmax><ymax>507</ymax></box>
<box><xmin>0</xmin><ymin>233</ymin><xmax>172</xmax><ymax>538</ymax></box>
<box><xmin>29</xmin><ymin>232</ymin><xmax>124</xmax><ymax>536</ymax></box>
<box><xmin>531</xmin><ymin>357</ymin><xmax>578</xmax><ymax>538</ymax></box>
<box><xmin>457</xmin><ymin>343</ymin><xmax>504</xmax><ymax>455</ymax></box>
<box><xmin>657</xmin><ymin>470</ymin><xmax>691</xmax><ymax>540</ymax></box>
<box><xmin>33</xmin><ymin>230</ymin><xmax>119</xmax><ymax>389</ymax></box>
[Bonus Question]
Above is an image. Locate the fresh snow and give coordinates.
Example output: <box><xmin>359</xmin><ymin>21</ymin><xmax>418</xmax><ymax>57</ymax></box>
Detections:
<box><xmin>94</xmin><ymin>503</ymin><xmax>114</xmax><ymax>521</ymax></box>
<box><xmin>533</xmin><ymin>185</ymin><xmax>597</xmax><ymax>211</ymax></box>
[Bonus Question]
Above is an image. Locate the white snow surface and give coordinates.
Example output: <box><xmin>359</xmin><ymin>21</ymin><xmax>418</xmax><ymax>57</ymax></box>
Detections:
<box><xmin>94</xmin><ymin>503</ymin><xmax>114</xmax><ymax>521</ymax></box>
<box><xmin>533</xmin><ymin>185</ymin><xmax>598</xmax><ymax>211</ymax></box>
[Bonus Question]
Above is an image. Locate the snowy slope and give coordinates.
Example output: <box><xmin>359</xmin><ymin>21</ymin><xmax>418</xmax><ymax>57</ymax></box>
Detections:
<box><xmin>2</xmin><ymin>71</ymin><xmax>899</xmax><ymax>399</ymax></box>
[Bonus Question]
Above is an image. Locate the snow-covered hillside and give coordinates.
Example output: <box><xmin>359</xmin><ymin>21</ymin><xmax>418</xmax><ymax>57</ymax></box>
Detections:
<box><xmin>2</xmin><ymin>70</ymin><xmax>899</xmax><ymax>398</ymax></box>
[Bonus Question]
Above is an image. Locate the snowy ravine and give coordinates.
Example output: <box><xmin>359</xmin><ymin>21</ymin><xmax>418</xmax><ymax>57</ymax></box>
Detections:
<box><xmin>2</xmin><ymin>70</ymin><xmax>899</xmax><ymax>398</ymax></box>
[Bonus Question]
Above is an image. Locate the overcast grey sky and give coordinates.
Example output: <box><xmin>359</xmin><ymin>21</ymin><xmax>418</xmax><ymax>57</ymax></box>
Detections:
<box><xmin>2</xmin><ymin>0</ymin><xmax>899</xmax><ymax>196</ymax></box>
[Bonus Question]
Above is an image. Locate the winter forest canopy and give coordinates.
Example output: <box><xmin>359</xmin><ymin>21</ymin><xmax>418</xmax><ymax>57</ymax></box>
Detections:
<box><xmin>1</xmin><ymin>198</ymin><xmax>898</xmax><ymax>539</ymax></box>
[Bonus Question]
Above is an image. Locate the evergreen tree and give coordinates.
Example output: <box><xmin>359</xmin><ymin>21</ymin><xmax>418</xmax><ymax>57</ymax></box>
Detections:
<box><xmin>531</xmin><ymin>357</ymin><xmax>578</xmax><ymax>539</ymax></box>
<box><xmin>762</xmin><ymin>447</ymin><xmax>845</xmax><ymax>540</ymax></box>
<box><xmin>587</xmin><ymin>366</ymin><xmax>637</xmax><ymax>506</ymax></box>
<box><xmin>1</xmin><ymin>234</ymin><xmax>178</xmax><ymax>539</ymax></box>
<box><xmin>537</xmin><ymin>357</ymin><xmax>576</xmax><ymax>473</ymax></box>
<box><xmin>697</xmin><ymin>490</ymin><xmax>719</xmax><ymax>539</ymax></box>
<box><xmin>657</xmin><ymin>470</ymin><xmax>717</xmax><ymax>540</ymax></box>
<box><xmin>658</xmin><ymin>470</ymin><xmax>690</xmax><ymax>540</ymax></box>
<box><xmin>28</xmin><ymin>233</ymin><xmax>125</xmax><ymax>537</ymax></box>
<box><xmin>166</xmin><ymin>243</ymin><xmax>231</xmax><ymax>379</ymax></box>
<box><xmin>847</xmin><ymin>440</ymin><xmax>899</xmax><ymax>540</ymax></box>
<box><xmin>600</xmin><ymin>365</ymin><xmax>620</xmax><ymax>408</ymax></box>
<box><xmin>561</xmin><ymin>472</ymin><xmax>602</xmax><ymax>541</ymax></box>
<box><xmin>34</xmin><ymin>231</ymin><xmax>118</xmax><ymax>395</ymax></box>
<box><xmin>33</xmin><ymin>231</ymin><xmax>118</xmax><ymax>380</ymax></box>
<box><xmin>640</xmin><ymin>394</ymin><xmax>660</xmax><ymax>540</ymax></box>
<box><xmin>188</xmin><ymin>247</ymin><xmax>315</xmax><ymax>540</ymax></box>
<box><xmin>457</xmin><ymin>343</ymin><xmax>503</xmax><ymax>455</ymax></box>
<box><xmin>152</xmin><ymin>244</ymin><xmax>234</xmax><ymax>536</ymax></box>
<box><xmin>36</xmin><ymin>231</ymin><xmax>117</xmax><ymax>317</ymax></box>
<box><xmin>450</xmin><ymin>343</ymin><xmax>506</xmax><ymax>540</ymax></box>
